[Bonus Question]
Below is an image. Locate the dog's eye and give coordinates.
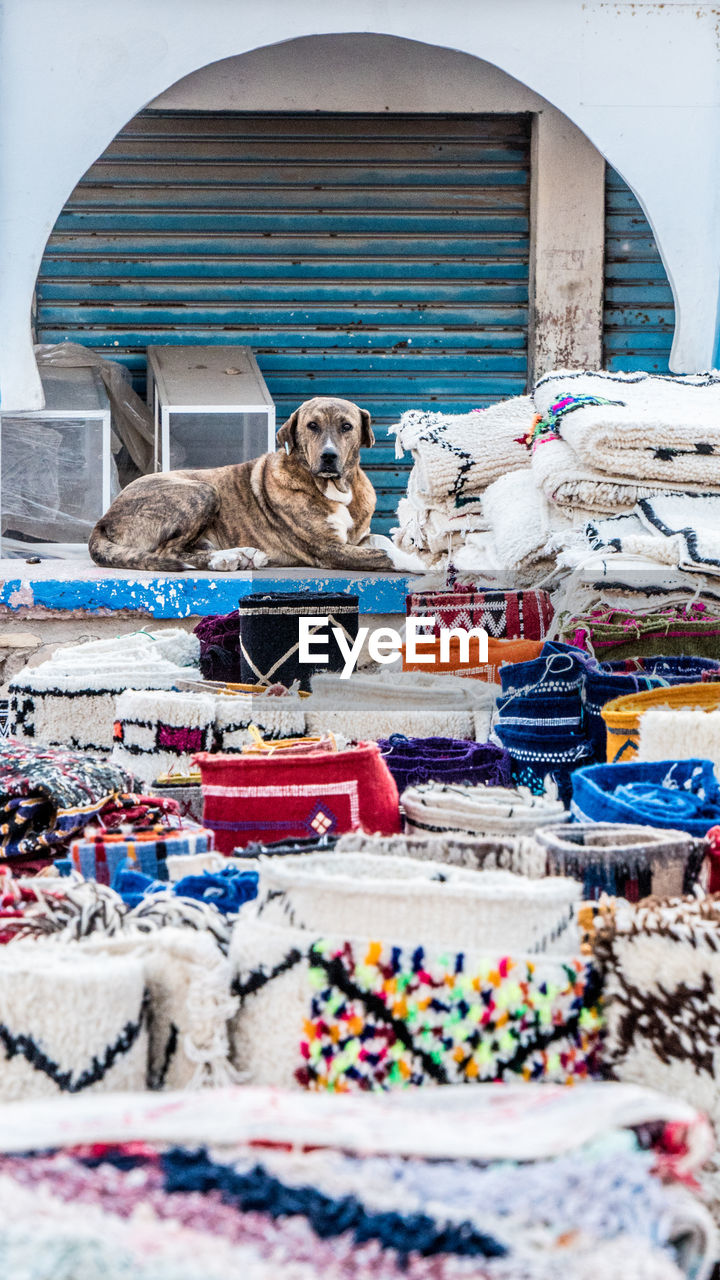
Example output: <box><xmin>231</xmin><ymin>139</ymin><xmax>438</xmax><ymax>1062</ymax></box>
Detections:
<box><xmin>340</xmin><ymin>422</ymin><xmax>354</xmax><ymax>433</ymax></box>
<box><xmin>306</xmin><ymin>421</ymin><xmax>321</xmax><ymax>433</ymax></box>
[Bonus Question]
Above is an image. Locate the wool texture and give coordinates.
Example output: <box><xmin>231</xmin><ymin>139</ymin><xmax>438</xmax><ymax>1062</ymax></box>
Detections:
<box><xmin>481</xmin><ymin>468</ymin><xmax>576</xmax><ymax>573</ymax></box>
<box><xmin>255</xmin><ymin>851</ymin><xmax>581</xmax><ymax>954</ymax></box>
<box><xmin>0</xmin><ymin>1081</ymin><xmax>711</xmax><ymax>1280</ymax></box>
<box><xmin>389</xmin><ymin>398</ymin><xmax>535</xmax><ymax>565</ymax></box>
<box><xmin>112</xmin><ymin>689</ymin><xmax>216</xmax><ymax>784</ymax></box>
<box><xmin>560</xmin><ymin>600</ymin><xmax>720</xmax><ymax>661</ymax></box>
<box><xmin>237</xmin><ymin>593</ymin><xmax>359</xmax><ymax>691</ymax></box>
<box><xmin>402</xmin><ymin>635</ymin><xmax>544</xmax><ymax>683</ymax></box>
<box><xmin>378</xmin><ymin>736</ymin><xmax>511</xmax><ymax>792</ymax></box>
<box><xmin>533</xmin><ymin>369</ymin><xmax>720</xmax><ymax>485</ymax></box>
<box><xmin>152</xmin><ymin>775</ymin><xmax>205</xmax><ymax>823</ymax></box>
<box><xmin>529</xmin><ymin>369</ymin><xmax>720</xmax><ymax>513</ymax></box>
<box><xmin>231</xmin><ymin>912</ymin><xmax>601</xmax><ymax>1092</ymax></box>
<box><xmin>602</xmin><ymin>683</ymin><xmax>720</xmax><ymax>764</ymax></box>
<box><xmin>534</xmin><ymin>822</ymin><xmax>706</xmax><ymax>901</ymax></box>
<box><xmin>0</xmin><ymin>943</ymin><xmax>148</xmax><ymax>1099</ymax></box>
<box><xmin>571</xmin><ymin>758</ymin><xmax>720</xmax><ymax>836</ymax></box>
<box><xmin>401</xmin><ymin>779</ymin><xmax>568</xmax><ymax>840</ymax></box>
<box><xmin>495</xmin><ymin>644</ymin><xmax>594</xmax><ymax>802</ymax></box>
<box><xmin>10</xmin><ymin>628</ymin><xmax>201</xmax><ymax>753</ymax></box>
<box><xmin>0</xmin><ymin>739</ymin><xmax>132</xmax><ymax>859</ymax></box>
<box><xmin>306</xmin><ymin>669</ymin><xmax>498</xmax><ymax>742</ymax></box>
<box><xmin>79</xmin><ymin>927</ymin><xmax>238</xmax><ymax>1090</ymax></box>
<box><xmin>406</xmin><ymin>586</ymin><xmax>554</xmax><ymax>640</ymax></box>
<box><xmin>639</xmin><ymin>708</ymin><xmax>720</xmax><ymax>774</ymax></box>
<box><xmin>213</xmin><ymin>687</ymin><xmax>306</xmax><ymax>751</ymax></box>
<box><xmin>637</xmin><ymin>492</ymin><xmax>720</xmax><ymax>577</ymax></box>
<box><xmin>335</xmin><ymin>829</ymin><xmax>548</xmax><ymax>877</ymax></box>
<box><xmin>66</xmin><ymin>826</ymin><xmax>215</xmax><ymax>886</ymax></box>
<box><xmin>195</xmin><ymin>742</ymin><xmax>401</xmax><ymax>853</ymax></box>
<box><xmin>194</xmin><ymin>611</ymin><xmax>242</xmax><ymax>682</ymax></box>
<box><xmin>592</xmin><ymin>894</ymin><xmax>720</xmax><ymax>1125</ymax></box>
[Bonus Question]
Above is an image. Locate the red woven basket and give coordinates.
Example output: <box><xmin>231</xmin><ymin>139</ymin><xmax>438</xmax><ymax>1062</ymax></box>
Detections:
<box><xmin>194</xmin><ymin>742</ymin><xmax>401</xmax><ymax>853</ymax></box>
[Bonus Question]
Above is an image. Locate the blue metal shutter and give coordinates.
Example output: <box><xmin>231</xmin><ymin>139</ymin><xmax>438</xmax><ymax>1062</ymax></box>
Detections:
<box><xmin>603</xmin><ymin>166</ymin><xmax>675</xmax><ymax>373</ymax></box>
<box><xmin>36</xmin><ymin>111</ymin><xmax>530</xmax><ymax>535</ymax></box>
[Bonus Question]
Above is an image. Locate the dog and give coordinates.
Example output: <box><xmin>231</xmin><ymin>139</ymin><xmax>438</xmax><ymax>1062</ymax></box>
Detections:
<box><xmin>89</xmin><ymin>396</ymin><xmax>413</xmax><ymax>573</ymax></box>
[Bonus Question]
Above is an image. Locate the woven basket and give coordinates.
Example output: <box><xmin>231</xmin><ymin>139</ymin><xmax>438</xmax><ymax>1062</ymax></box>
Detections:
<box><xmin>602</xmin><ymin>683</ymin><xmax>720</xmax><ymax>763</ymax></box>
<box><xmin>402</xmin><ymin>636</ymin><xmax>543</xmax><ymax>683</ymax></box>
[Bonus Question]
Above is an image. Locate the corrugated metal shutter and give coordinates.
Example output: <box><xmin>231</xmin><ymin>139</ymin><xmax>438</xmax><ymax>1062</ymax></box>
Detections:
<box><xmin>36</xmin><ymin>111</ymin><xmax>530</xmax><ymax>535</ymax></box>
<box><xmin>603</xmin><ymin>166</ymin><xmax>675</xmax><ymax>373</ymax></box>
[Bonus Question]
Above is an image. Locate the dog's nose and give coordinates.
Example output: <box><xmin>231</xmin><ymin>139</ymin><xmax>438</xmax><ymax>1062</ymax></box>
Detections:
<box><xmin>320</xmin><ymin>448</ymin><xmax>338</xmax><ymax>466</ymax></box>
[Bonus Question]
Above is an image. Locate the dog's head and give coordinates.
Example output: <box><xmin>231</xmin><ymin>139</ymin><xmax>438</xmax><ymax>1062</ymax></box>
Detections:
<box><xmin>276</xmin><ymin>397</ymin><xmax>374</xmax><ymax>480</ymax></box>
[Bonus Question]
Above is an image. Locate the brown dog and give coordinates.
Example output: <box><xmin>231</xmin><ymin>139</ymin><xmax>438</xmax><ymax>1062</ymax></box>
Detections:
<box><xmin>88</xmin><ymin>396</ymin><xmax>403</xmax><ymax>572</ymax></box>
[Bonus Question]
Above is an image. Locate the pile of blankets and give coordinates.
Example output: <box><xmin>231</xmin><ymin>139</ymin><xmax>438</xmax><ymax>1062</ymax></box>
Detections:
<box><xmin>392</xmin><ymin>371</ymin><xmax>720</xmax><ymax>601</ymax></box>
<box><xmin>0</xmin><ymin>1082</ymin><xmax>714</xmax><ymax>1280</ymax></box>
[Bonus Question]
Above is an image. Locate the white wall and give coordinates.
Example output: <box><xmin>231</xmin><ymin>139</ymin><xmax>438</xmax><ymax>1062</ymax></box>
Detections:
<box><xmin>1</xmin><ymin>0</ymin><xmax>718</xmax><ymax>411</ymax></box>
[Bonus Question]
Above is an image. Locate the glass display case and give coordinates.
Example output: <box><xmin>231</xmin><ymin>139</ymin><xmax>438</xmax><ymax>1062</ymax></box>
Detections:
<box><xmin>147</xmin><ymin>345</ymin><xmax>276</xmax><ymax>473</ymax></box>
<box><xmin>0</xmin><ymin>364</ymin><xmax>112</xmax><ymax>549</ymax></box>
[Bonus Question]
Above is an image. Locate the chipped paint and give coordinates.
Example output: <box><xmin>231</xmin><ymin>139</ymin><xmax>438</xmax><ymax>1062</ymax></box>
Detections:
<box><xmin>0</xmin><ymin>564</ymin><xmax>411</xmax><ymax>619</ymax></box>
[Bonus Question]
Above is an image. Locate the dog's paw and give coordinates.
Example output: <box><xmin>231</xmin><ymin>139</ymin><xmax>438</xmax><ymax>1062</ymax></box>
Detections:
<box><xmin>208</xmin><ymin>547</ymin><xmax>269</xmax><ymax>572</ymax></box>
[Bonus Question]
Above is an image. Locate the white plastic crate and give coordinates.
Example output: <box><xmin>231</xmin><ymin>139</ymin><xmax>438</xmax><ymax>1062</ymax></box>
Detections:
<box><xmin>0</xmin><ymin>365</ymin><xmax>112</xmax><ymax>549</ymax></box>
<box><xmin>147</xmin><ymin>345</ymin><xmax>276</xmax><ymax>472</ymax></box>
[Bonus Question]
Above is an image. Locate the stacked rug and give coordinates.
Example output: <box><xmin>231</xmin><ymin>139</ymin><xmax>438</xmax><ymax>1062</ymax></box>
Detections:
<box><xmin>571</xmin><ymin>758</ymin><xmax>720</xmax><ymax>836</ymax></box>
<box><xmin>400</xmin><ymin>778</ymin><xmax>568</xmax><ymax>840</ymax></box>
<box><xmin>495</xmin><ymin>644</ymin><xmax>593</xmax><ymax>801</ymax></box>
<box><xmin>0</xmin><ymin>1082</ymin><xmax>713</xmax><ymax>1280</ymax></box>
<box><xmin>560</xmin><ymin>600</ymin><xmax>720</xmax><ymax>661</ymax></box>
<box><xmin>0</xmin><ymin>944</ymin><xmax>148</xmax><ymax>1099</ymax></box>
<box><xmin>9</xmin><ymin>628</ymin><xmax>201</xmax><ymax>752</ymax></box>
<box><xmin>112</xmin><ymin>689</ymin><xmax>216</xmax><ymax>784</ymax></box>
<box><xmin>530</xmin><ymin>369</ymin><xmax>720</xmax><ymax>514</ymax></box>
<box><xmin>232</xmin><ymin>851</ymin><xmax>600</xmax><ymax>1090</ymax></box>
<box><xmin>601</xmin><ymin>683</ymin><xmax>720</xmax><ymax>763</ymax></box>
<box><xmin>0</xmin><ymin>739</ymin><xmax>132</xmax><ymax>863</ymax></box>
<box><xmin>195</xmin><ymin>742</ymin><xmax>401</xmax><ymax>852</ymax></box>
<box><xmin>65</xmin><ymin>825</ymin><xmax>215</xmax><ymax>885</ymax></box>
<box><xmin>406</xmin><ymin>584</ymin><xmax>554</xmax><ymax>640</ymax></box>
<box><xmin>306</xmin><ymin>669</ymin><xmax>499</xmax><ymax>741</ymax></box>
<box><xmin>390</xmin><ymin>398</ymin><xmax>535</xmax><ymax>566</ymax></box>
<box><xmin>377</xmin><ymin>736</ymin><xmax>511</xmax><ymax>792</ymax></box>
<box><xmin>335</xmin><ymin>829</ymin><xmax>548</xmax><ymax>876</ymax></box>
<box><xmin>535</xmin><ymin>823</ymin><xmax>706</xmax><ymax>900</ymax></box>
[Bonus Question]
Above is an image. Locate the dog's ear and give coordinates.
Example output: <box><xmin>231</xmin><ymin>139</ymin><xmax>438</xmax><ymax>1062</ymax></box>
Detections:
<box><xmin>359</xmin><ymin>408</ymin><xmax>375</xmax><ymax>450</ymax></box>
<box><xmin>276</xmin><ymin>408</ymin><xmax>301</xmax><ymax>454</ymax></box>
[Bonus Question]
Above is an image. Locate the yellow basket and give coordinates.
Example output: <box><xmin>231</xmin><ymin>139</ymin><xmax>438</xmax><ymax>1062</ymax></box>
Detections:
<box><xmin>601</xmin><ymin>682</ymin><xmax>720</xmax><ymax>763</ymax></box>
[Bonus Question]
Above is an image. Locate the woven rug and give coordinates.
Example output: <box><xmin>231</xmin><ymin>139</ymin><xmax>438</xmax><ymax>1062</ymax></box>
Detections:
<box><xmin>559</xmin><ymin>601</ymin><xmax>720</xmax><ymax>660</ymax></box>
<box><xmin>529</xmin><ymin>370</ymin><xmax>720</xmax><ymax>512</ymax></box>
<box><xmin>535</xmin><ymin>822</ymin><xmax>706</xmax><ymax>901</ymax></box>
<box><xmin>0</xmin><ymin>1084</ymin><xmax>712</xmax><ymax>1280</ymax></box>
<box><xmin>602</xmin><ymin>683</ymin><xmax>720</xmax><ymax>763</ymax></box>
<box><xmin>0</xmin><ymin>739</ymin><xmax>132</xmax><ymax>858</ymax></box>
<box><xmin>306</xmin><ymin>669</ymin><xmax>498</xmax><ymax>741</ymax></box>
<box><xmin>406</xmin><ymin>586</ymin><xmax>554</xmax><ymax>640</ymax></box>
<box><xmin>335</xmin><ymin>829</ymin><xmax>548</xmax><ymax>876</ymax></box>
<box><xmin>378</xmin><ymin>735</ymin><xmax>511</xmax><ymax>792</ymax></box>
<box><xmin>401</xmin><ymin>779</ymin><xmax>568</xmax><ymax>839</ymax></box>
<box><xmin>593</xmin><ymin>894</ymin><xmax>720</xmax><ymax>1123</ymax></box>
<box><xmin>237</xmin><ymin>593</ymin><xmax>359</xmax><ymax>691</ymax></box>
<box><xmin>232</xmin><ymin>851</ymin><xmax>600</xmax><ymax>1092</ymax></box>
<box><xmin>0</xmin><ymin>944</ymin><xmax>148</xmax><ymax>1099</ymax></box>
<box><xmin>639</xmin><ymin>707</ymin><xmax>720</xmax><ymax>772</ymax></box>
<box><xmin>112</xmin><ymin>690</ymin><xmax>216</xmax><ymax>785</ymax></box>
<box><xmin>495</xmin><ymin>644</ymin><xmax>593</xmax><ymax>801</ymax></box>
<box><xmin>637</xmin><ymin>492</ymin><xmax>720</xmax><ymax>577</ymax></box>
<box><xmin>195</xmin><ymin>742</ymin><xmax>401</xmax><ymax>852</ymax></box>
<box><xmin>390</xmin><ymin>397</ymin><xmax>534</xmax><ymax>513</ymax></box>
<box><xmin>571</xmin><ymin>758</ymin><xmax>720</xmax><ymax>835</ymax></box>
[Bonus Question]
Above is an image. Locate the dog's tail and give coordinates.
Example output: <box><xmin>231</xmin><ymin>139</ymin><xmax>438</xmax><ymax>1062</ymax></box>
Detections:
<box><xmin>88</xmin><ymin>522</ymin><xmax>186</xmax><ymax>572</ymax></box>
